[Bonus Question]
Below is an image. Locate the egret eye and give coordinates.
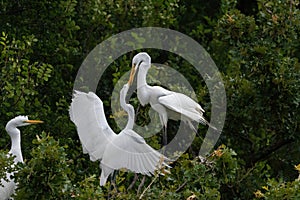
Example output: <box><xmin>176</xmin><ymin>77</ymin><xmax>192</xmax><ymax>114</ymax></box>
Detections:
<box><xmin>4</xmin><ymin>115</ymin><xmax>43</xmax><ymax>198</ymax></box>
<box><xmin>131</xmin><ymin>52</ymin><xmax>219</xmax><ymax>147</ymax></box>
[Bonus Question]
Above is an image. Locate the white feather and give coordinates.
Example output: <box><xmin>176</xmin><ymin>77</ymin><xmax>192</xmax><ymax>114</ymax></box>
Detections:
<box><xmin>158</xmin><ymin>92</ymin><xmax>207</xmax><ymax>125</ymax></box>
<box><xmin>69</xmin><ymin>90</ymin><xmax>117</xmax><ymax>161</ymax></box>
<box><xmin>69</xmin><ymin>85</ymin><xmax>170</xmax><ymax>186</ymax></box>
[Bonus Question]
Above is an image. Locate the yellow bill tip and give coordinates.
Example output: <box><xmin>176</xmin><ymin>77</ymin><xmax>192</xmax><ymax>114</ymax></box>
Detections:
<box><xmin>24</xmin><ymin>120</ymin><xmax>44</xmax><ymax>124</ymax></box>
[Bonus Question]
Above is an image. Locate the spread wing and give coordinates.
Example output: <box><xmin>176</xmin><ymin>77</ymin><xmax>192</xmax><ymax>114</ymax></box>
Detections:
<box><xmin>158</xmin><ymin>92</ymin><xmax>208</xmax><ymax>125</ymax></box>
<box><xmin>100</xmin><ymin>129</ymin><xmax>170</xmax><ymax>185</ymax></box>
<box><xmin>69</xmin><ymin>90</ymin><xmax>117</xmax><ymax>161</ymax></box>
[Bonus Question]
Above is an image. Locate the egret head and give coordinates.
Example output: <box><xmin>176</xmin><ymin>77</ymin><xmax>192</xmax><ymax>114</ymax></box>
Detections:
<box><xmin>5</xmin><ymin>115</ymin><xmax>44</xmax><ymax>135</ymax></box>
<box><xmin>120</xmin><ymin>83</ymin><xmax>130</xmax><ymax>99</ymax></box>
<box><xmin>128</xmin><ymin>52</ymin><xmax>151</xmax><ymax>85</ymax></box>
<box><xmin>120</xmin><ymin>83</ymin><xmax>130</xmax><ymax>109</ymax></box>
<box><xmin>120</xmin><ymin>83</ymin><xmax>135</xmax><ymax>128</ymax></box>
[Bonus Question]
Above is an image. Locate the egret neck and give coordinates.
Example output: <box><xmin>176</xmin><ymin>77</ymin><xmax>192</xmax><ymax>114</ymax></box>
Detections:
<box><xmin>5</xmin><ymin>125</ymin><xmax>23</xmax><ymax>163</ymax></box>
<box><xmin>137</xmin><ymin>63</ymin><xmax>151</xmax><ymax>106</ymax></box>
<box><xmin>120</xmin><ymin>89</ymin><xmax>135</xmax><ymax>130</ymax></box>
<box><xmin>123</xmin><ymin>104</ymin><xmax>135</xmax><ymax>130</ymax></box>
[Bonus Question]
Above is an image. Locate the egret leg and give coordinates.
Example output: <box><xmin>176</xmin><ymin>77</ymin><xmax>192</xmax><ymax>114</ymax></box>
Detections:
<box><xmin>127</xmin><ymin>173</ymin><xmax>138</xmax><ymax>190</ymax></box>
<box><xmin>159</xmin><ymin>114</ymin><xmax>168</xmax><ymax>146</ymax></box>
<box><xmin>137</xmin><ymin>175</ymin><xmax>146</xmax><ymax>195</ymax></box>
<box><xmin>162</xmin><ymin>125</ymin><xmax>168</xmax><ymax>146</ymax></box>
<box><xmin>111</xmin><ymin>171</ymin><xmax>117</xmax><ymax>190</ymax></box>
<box><xmin>107</xmin><ymin>171</ymin><xmax>117</xmax><ymax>200</ymax></box>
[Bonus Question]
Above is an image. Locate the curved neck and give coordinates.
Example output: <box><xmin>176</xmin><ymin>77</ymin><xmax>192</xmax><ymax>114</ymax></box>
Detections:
<box><xmin>137</xmin><ymin>63</ymin><xmax>150</xmax><ymax>88</ymax></box>
<box><xmin>136</xmin><ymin>64</ymin><xmax>152</xmax><ymax>106</ymax></box>
<box><xmin>6</xmin><ymin>126</ymin><xmax>23</xmax><ymax>163</ymax></box>
<box><xmin>120</xmin><ymin>101</ymin><xmax>135</xmax><ymax>130</ymax></box>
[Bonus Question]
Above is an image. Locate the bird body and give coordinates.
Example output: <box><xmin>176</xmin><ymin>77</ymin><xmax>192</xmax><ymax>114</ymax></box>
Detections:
<box><xmin>128</xmin><ymin>52</ymin><xmax>215</xmax><ymax>144</ymax></box>
<box><xmin>69</xmin><ymin>84</ymin><xmax>169</xmax><ymax>186</ymax></box>
<box><xmin>0</xmin><ymin>173</ymin><xmax>16</xmax><ymax>200</ymax></box>
<box><xmin>100</xmin><ymin>128</ymin><xmax>165</xmax><ymax>185</ymax></box>
<box><xmin>139</xmin><ymin>84</ymin><xmax>207</xmax><ymax>128</ymax></box>
<box><xmin>0</xmin><ymin>116</ymin><xmax>43</xmax><ymax>200</ymax></box>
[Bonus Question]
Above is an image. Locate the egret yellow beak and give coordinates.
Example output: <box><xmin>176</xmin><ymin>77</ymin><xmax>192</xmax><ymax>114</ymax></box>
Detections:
<box><xmin>128</xmin><ymin>64</ymin><xmax>136</xmax><ymax>85</ymax></box>
<box><xmin>24</xmin><ymin>120</ymin><xmax>44</xmax><ymax>124</ymax></box>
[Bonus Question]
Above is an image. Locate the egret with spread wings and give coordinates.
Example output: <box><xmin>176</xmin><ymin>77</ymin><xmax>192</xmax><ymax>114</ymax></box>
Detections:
<box><xmin>69</xmin><ymin>83</ymin><xmax>169</xmax><ymax>186</ymax></box>
<box><xmin>128</xmin><ymin>52</ymin><xmax>218</xmax><ymax>145</ymax></box>
<box><xmin>0</xmin><ymin>116</ymin><xmax>43</xmax><ymax>200</ymax></box>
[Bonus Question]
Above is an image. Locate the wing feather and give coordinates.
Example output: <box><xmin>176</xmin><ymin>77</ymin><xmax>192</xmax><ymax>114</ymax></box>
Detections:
<box><xmin>100</xmin><ymin>129</ymin><xmax>169</xmax><ymax>185</ymax></box>
<box><xmin>158</xmin><ymin>92</ymin><xmax>208</xmax><ymax>125</ymax></box>
<box><xmin>69</xmin><ymin>90</ymin><xmax>116</xmax><ymax>161</ymax></box>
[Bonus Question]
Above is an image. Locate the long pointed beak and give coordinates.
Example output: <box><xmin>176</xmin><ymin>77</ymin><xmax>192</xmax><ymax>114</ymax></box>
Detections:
<box><xmin>24</xmin><ymin>120</ymin><xmax>44</xmax><ymax>124</ymax></box>
<box><xmin>128</xmin><ymin>64</ymin><xmax>136</xmax><ymax>85</ymax></box>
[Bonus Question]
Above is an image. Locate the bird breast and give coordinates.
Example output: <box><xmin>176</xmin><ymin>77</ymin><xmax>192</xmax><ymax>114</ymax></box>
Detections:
<box><xmin>137</xmin><ymin>86</ymin><xmax>150</xmax><ymax>106</ymax></box>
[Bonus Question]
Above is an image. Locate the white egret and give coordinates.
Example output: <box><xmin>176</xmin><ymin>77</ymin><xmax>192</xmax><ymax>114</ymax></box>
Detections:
<box><xmin>0</xmin><ymin>116</ymin><xmax>43</xmax><ymax>200</ymax></box>
<box><xmin>128</xmin><ymin>52</ymin><xmax>218</xmax><ymax>145</ymax></box>
<box><xmin>69</xmin><ymin>83</ymin><xmax>169</xmax><ymax>186</ymax></box>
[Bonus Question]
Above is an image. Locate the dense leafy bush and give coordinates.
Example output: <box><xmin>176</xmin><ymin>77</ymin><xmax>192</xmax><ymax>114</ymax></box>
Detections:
<box><xmin>14</xmin><ymin>133</ymin><xmax>71</xmax><ymax>199</ymax></box>
<box><xmin>0</xmin><ymin>0</ymin><xmax>299</xmax><ymax>199</ymax></box>
<box><xmin>0</xmin><ymin>151</ymin><xmax>15</xmax><ymax>186</ymax></box>
<box><xmin>254</xmin><ymin>164</ymin><xmax>300</xmax><ymax>199</ymax></box>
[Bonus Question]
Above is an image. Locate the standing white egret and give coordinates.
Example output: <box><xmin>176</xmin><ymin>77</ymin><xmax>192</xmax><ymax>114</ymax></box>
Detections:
<box><xmin>128</xmin><ymin>52</ymin><xmax>218</xmax><ymax>145</ymax></box>
<box><xmin>0</xmin><ymin>116</ymin><xmax>43</xmax><ymax>200</ymax></box>
<box><xmin>69</xmin><ymin>83</ymin><xmax>169</xmax><ymax>186</ymax></box>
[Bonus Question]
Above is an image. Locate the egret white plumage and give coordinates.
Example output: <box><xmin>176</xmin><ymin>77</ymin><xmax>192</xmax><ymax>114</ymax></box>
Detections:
<box><xmin>69</xmin><ymin>83</ymin><xmax>169</xmax><ymax>186</ymax></box>
<box><xmin>128</xmin><ymin>52</ymin><xmax>218</xmax><ymax>145</ymax></box>
<box><xmin>0</xmin><ymin>116</ymin><xmax>43</xmax><ymax>200</ymax></box>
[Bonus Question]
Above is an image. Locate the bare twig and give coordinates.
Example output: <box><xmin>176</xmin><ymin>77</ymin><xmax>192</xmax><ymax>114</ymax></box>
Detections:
<box><xmin>127</xmin><ymin>173</ymin><xmax>138</xmax><ymax>190</ymax></box>
<box><xmin>175</xmin><ymin>180</ymin><xmax>187</xmax><ymax>192</ymax></box>
<box><xmin>139</xmin><ymin>156</ymin><xmax>167</xmax><ymax>199</ymax></box>
<box><xmin>139</xmin><ymin>175</ymin><xmax>157</xmax><ymax>199</ymax></box>
<box><xmin>137</xmin><ymin>175</ymin><xmax>146</xmax><ymax>196</ymax></box>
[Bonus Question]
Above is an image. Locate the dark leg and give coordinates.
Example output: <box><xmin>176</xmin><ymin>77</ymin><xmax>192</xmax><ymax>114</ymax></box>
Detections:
<box><xmin>107</xmin><ymin>171</ymin><xmax>117</xmax><ymax>200</ymax></box>
<box><xmin>159</xmin><ymin>115</ymin><xmax>168</xmax><ymax>146</ymax></box>
<box><xmin>162</xmin><ymin>124</ymin><xmax>168</xmax><ymax>146</ymax></box>
<box><xmin>127</xmin><ymin>173</ymin><xmax>138</xmax><ymax>190</ymax></box>
<box><xmin>112</xmin><ymin>171</ymin><xmax>117</xmax><ymax>189</ymax></box>
<box><xmin>137</xmin><ymin>175</ymin><xmax>146</xmax><ymax>195</ymax></box>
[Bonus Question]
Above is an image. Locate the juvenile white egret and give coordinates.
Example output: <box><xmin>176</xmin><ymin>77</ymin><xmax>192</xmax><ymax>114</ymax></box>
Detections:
<box><xmin>128</xmin><ymin>52</ymin><xmax>218</xmax><ymax>145</ymax></box>
<box><xmin>69</xmin><ymin>83</ymin><xmax>169</xmax><ymax>186</ymax></box>
<box><xmin>0</xmin><ymin>116</ymin><xmax>43</xmax><ymax>200</ymax></box>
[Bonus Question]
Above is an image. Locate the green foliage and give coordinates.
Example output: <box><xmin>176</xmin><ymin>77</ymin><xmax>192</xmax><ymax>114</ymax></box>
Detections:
<box><xmin>14</xmin><ymin>133</ymin><xmax>71</xmax><ymax>199</ymax></box>
<box><xmin>76</xmin><ymin>0</ymin><xmax>180</xmax><ymax>51</ymax></box>
<box><xmin>210</xmin><ymin>0</ymin><xmax>300</xmax><ymax>196</ymax></box>
<box><xmin>162</xmin><ymin>153</ymin><xmax>221</xmax><ymax>200</ymax></box>
<box><xmin>0</xmin><ymin>150</ymin><xmax>15</xmax><ymax>186</ymax></box>
<box><xmin>0</xmin><ymin>0</ymin><xmax>299</xmax><ymax>199</ymax></box>
<box><xmin>70</xmin><ymin>175</ymin><xmax>104</xmax><ymax>199</ymax></box>
<box><xmin>0</xmin><ymin>32</ymin><xmax>53</xmax><ymax>117</ymax></box>
<box><xmin>254</xmin><ymin>165</ymin><xmax>300</xmax><ymax>199</ymax></box>
<box><xmin>210</xmin><ymin>1</ymin><xmax>300</xmax><ymax>198</ymax></box>
<box><xmin>213</xmin><ymin>145</ymin><xmax>239</xmax><ymax>185</ymax></box>
<box><xmin>0</xmin><ymin>32</ymin><xmax>54</xmax><ymax>161</ymax></box>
